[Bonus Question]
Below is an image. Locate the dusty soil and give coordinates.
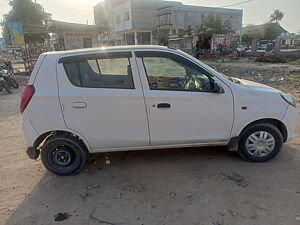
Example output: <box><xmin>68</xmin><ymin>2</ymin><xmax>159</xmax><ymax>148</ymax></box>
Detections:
<box><xmin>0</xmin><ymin>60</ymin><xmax>300</xmax><ymax>225</ymax></box>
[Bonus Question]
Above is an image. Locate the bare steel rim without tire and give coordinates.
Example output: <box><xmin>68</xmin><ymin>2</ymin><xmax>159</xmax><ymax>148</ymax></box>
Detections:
<box><xmin>245</xmin><ymin>131</ymin><xmax>276</xmax><ymax>157</ymax></box>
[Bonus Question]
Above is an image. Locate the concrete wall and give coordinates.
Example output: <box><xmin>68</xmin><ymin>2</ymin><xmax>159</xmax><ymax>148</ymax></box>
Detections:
<box><xmin>50</xmin><ymin>32</ymin><xmax>98</xmax><ymax>50</ymax></box>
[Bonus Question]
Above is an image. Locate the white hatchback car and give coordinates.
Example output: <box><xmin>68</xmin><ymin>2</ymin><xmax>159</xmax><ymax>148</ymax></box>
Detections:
<box><xmin>21</xmin><ymin>46</ymin><xmax>297</xmax><ymax>175</ymax></box>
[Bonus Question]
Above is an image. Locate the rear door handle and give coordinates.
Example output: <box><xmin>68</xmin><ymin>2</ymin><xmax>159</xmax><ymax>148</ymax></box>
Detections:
<box><xmin>157</xmin><ymin>103</ymin><xmax>171</xmax><ymax>109</ymax></box>
<box><xmin>72</xmin><ymin>102</ymin><xmax>87</xmax><ymax>108</ymax></box>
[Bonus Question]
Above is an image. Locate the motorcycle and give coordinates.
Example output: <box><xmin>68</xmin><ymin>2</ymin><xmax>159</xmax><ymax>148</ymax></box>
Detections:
<box><xmin>3</xmin><ymin>60</ymin><xmax>14</xmax><ymax>75</ymax></box>
<box><xmin>0</xmin><ymin>65</ymin><xmax>19</xmax><ymax>89</ymax></box>
<box><xmin>0</xmin><ymin>74</ymin><xmax>12</xmax><ymax>94</ymax></box>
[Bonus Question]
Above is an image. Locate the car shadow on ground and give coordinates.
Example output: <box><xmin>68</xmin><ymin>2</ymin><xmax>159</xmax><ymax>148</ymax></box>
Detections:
<box><xmin>5</xmin><ymin>145</ymin><xmax>300</xmax><ymax>225</ymax></box>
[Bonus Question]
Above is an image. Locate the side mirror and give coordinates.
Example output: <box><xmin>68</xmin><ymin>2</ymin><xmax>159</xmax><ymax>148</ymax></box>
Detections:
<box><xmin>212</xmin><ymin>80</ymin><xmax>225</xmax><ymax>94</ymax></box>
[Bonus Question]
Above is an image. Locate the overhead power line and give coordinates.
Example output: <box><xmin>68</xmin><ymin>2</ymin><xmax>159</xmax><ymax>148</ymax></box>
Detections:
<box><xmin>221</xmin><ymin>0</ymin><xmax>254</xmax><ymax>8</ymax></box>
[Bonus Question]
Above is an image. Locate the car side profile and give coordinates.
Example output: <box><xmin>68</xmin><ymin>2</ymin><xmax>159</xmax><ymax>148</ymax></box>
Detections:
<box><xmin>21</xmin><ymin>46</ymin><xmax>297</xmax><ymax>175</ymax></box>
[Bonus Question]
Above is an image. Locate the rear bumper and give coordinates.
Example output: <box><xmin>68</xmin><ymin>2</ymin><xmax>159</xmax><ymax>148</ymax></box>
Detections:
<box><xmin>26</xmin><ymin>147</ymin><xmax>40</xmax><ymax>160</ymax></box>
<box><xmin>22</xmin><ymin>111</ymin><xmax>39</xmax><ymax>148</ymax></box>
<box><xmin>282</xmin><ymin>105</ymin><xmax>298</xmax><ymax>142</ymax></box>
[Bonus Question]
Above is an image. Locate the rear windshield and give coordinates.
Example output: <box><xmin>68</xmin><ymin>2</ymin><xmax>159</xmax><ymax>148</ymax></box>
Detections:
<box><xmin>62</xmin><ymin>53</ymin><xmax>134</xmax><ymax>89</ymax></box>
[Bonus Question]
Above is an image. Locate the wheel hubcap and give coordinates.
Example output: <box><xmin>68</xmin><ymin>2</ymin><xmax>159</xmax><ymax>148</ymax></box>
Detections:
<box><xmin>53</xmin><ymin>147</ymin><xmax>73</xmax><ymax>166</ymax></box>
<box><xmin>245</xmin><ymin>131</ymin><xmax>275</xmax><ymax>157</ymax></box>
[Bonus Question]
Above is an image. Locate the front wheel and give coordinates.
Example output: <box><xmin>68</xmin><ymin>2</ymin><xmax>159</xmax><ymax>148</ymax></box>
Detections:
<box><xmin>2</xmin><ymin>80</ymin><xmax>12</xmax><ymax>94</ymax></box>
<box><xmin>41</xmin><ymin>134</ymin><xmax>87</xmax><ymax>175</ymax></box>
<box><xmin>238</xmin><ymin>123</ymin><xmax>283</xmax><ymax>162</ymax></box>
<box><xmin>8</xmin><ymin>77</ymin><xmax>19</xmax><ymax>89</ymax></box>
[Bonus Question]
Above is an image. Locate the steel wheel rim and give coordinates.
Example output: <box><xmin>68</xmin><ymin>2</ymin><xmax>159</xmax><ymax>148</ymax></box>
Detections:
<box><xmin>245</xmin><ymin>131</ymin><xmax>276</xmax><ymax>157</ymax></box>
<box><xmin>52</xmin><ymin>146</ymin><xmax>74</xmax><ymax>167</ymax></box>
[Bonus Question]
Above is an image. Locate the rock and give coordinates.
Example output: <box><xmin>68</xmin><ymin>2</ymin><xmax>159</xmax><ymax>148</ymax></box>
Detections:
<box><xmin>93</xmin><ymin>184</ymin><xmax>100</xmax><ymax>188</ymax></box>
<box><xmin>138</xmin><ymin>185</ymin><xmax>145</xmax><ymax>193</ymax></box>
<box><xmin>187</xmin><ymin>193</ymin><xmax>193</xmax><ymax>200</ymax></box>
<box><xmin>296</xmin><ymin>216</ymin><xmax>300</xmax><ymax>221</ymax></box>
<box><xmin>229</xmin><ymin>210</ymin><xmax>238</xmax><ymax>217</ymax></box>
<box><xmin>114</xmin><ymin>193</ymin><xmax>123</xmax><ymax>199</ymax></box>
<box><xmin>125</xmin><ymin>186</ymin><xmax>133</xmax><ymax>192</ymax></box>
<box><xmin>7</xmin><ymin>207</ymin><xmax>15</xmax><ymax>212</ymax></box>
<box><xmin>169</xmin><ymin>192</ymin><xmax>176</xmax><ymax>198</ymax></box>
<box><xmin>80</xmin><ymin>189</ymin><xmax>88</xmax><ymax>200</ymax></box>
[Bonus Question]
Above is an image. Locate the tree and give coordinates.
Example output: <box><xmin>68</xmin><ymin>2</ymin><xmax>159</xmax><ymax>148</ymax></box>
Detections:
<box><xmin>2</xmin><ymin>0</ymin><xmax>51</xmax><ymax>46</ymax></box>
<box><xmin>195</xmin><ymin>14</ymin><xmax>231</xmax><ymax>36</ymax></box>
<box><xmin>241</xmin><ymin>24</ymin><xmax>264</xmax><ymax>44</ymax></box>
<box><xmin>269</xmin><ymin>9</ymin><xmax>284</xmax><ymax>23</ymax></box>
<box><xmin>263</xmin><ymin>23</ymin><xmax>281</xmax><ymax>40</ymax></box>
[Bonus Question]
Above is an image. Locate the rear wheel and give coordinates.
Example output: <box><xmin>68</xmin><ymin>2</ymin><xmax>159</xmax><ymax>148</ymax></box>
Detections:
<box><xmin>238</xmin><ymin>123</ymin><xmax>283</xmax><ymax>162</ymax></box>
<box><xmin>8</xmin><ymin>77</ymin><xmax>19</xmax><ymax>89</ymax></box>
<box><xmin>41</xmin><ymin>134</ymin><xmax>87</xmax><ymax>175</ymax></box>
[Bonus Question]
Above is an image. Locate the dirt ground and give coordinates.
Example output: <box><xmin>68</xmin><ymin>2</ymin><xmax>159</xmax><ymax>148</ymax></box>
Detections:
<box><xmin>0</xmin><ymin>60</ymin><xmax>300</xmax><ymax>225</ymax></box>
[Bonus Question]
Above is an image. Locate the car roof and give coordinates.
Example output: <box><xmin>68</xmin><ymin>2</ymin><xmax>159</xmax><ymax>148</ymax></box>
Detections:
<box><xmin>43</xmin><ymin>45</ymin><xmax>172</xmax><ymax>56</ymax></box>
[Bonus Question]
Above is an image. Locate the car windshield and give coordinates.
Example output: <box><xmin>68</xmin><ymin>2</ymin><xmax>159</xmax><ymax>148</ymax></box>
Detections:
<box><xmin>175</xmin><ymin>49</ymin><xmax>239</xmax><ymax>83</ymax></box>
<box><xmin>218</xmin><ymin>73</ymin><xmax>233</xmax><ymax>82</ymax></box>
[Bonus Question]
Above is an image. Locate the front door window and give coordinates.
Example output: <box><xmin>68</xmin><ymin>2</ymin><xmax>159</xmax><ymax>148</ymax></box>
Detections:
<box><xmin>142</xmin><ymin>56</ymin><xmax>212</xmax><ymax>92</ymax></box>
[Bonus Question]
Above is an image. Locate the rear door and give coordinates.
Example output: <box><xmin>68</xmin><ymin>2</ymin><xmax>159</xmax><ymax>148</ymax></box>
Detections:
<box><xmin>135</xmin><ymin>50</ymin><xmax>234</xmax><ymax>146</ymax></box>
<box><xmin>57</xmin><ymin>51</ymin><xmax>149</xmax><ymax>151</ymax></box>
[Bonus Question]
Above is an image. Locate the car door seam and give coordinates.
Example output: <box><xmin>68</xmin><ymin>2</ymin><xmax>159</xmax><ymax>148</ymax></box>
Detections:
<box><xmin>132</xmin><ymin>50</ymin><xmax>152</xmax><ymax>146</ymax></box>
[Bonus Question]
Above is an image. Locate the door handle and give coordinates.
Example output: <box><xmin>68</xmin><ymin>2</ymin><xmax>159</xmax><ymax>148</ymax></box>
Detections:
<box><xmin>72</xmin><ymin>102</ymin><xmax>87</xmax><ymax>108</ymax></box>
<box><xmin>157</xmin><ymin>103</ymin><xmax>171</xmax><ymax>109</ymax></box>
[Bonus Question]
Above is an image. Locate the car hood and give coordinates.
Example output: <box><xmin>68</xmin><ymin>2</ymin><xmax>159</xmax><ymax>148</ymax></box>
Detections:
<box><xmin>232</xmin><ymin>78</ymin><xmax>281</xmax><ymax>93</ymax></box>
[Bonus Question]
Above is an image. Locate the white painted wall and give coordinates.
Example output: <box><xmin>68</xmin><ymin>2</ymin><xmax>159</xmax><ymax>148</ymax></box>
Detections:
<box><xmin>113</xmin><ymin>0</ymin><xmax>133</xmax><ymax>32</ymax></box>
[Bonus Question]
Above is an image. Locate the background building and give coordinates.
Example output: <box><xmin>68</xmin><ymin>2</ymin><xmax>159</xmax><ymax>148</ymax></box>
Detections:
<box><xmin>48</xmin><ymin>20</ymin><xmax>107</xmax><ymax>51</ymax></box>
<box><xmin>94</xmin><ymin>0</ymin><xmax>243</xmax><ymax>45</ymax></box>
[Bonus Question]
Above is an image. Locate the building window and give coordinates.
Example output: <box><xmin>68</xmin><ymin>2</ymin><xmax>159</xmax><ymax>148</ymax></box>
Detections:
<box><xmin>184</xmin><ymin>13</ymin><xmax>188</xmax><ymax>25</ymax></box>
<box><xmin>124</xmin><ymin>11</ymin><xmax>130</xmax><ymax>21</ymax></box>
<box><xmin>137</xmin><ymin>32</ymin><xmax>151</xmax><ymax>44</ymax></box>
<box><xmin>117</xmin><ymin>14</ymin><xmax>121</xmax><ymax>25</ymax></box>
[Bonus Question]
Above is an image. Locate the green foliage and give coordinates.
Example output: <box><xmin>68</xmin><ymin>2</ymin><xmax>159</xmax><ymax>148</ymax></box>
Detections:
<box><xmin>2</xmin><ymin>0</ymin><xmax>51</xmax><ymax>45</ymax></box>
<box><xmin>176</xmin><ymin>25</ymin><xmax>194</xmax><ymax>38</ymax></box>
<box><xmin>241</xmin><ymin>22</ymin><xmax>284</xmax><ymax>44</ymax></box>
<box><xmin>184</xmin><ymin>25</ymin><xmax>194</xmax><ymax>37</ymax></box>
<box><xmin>269</xmin><ymin>9</ymin><xmax>284</xmax><ymax>23</ymax></box>
<box><xmin>295</xmin><ymin>75</ymin><xmax>300</xmax><ymax>80</ymax></box>
<box><xmin>195</xmin><ymin>14</ymin><xmax>231</xmax><ymax>36</ymax></box>
<box><xmin>263</xmin><ymin>22</ymin><xmax>280</xmax><ymax>40</ymax></box>
<box><xmin>241</xmin><ymin>25</ymin><xmax>263</xmax><ymax>44</ymax></box>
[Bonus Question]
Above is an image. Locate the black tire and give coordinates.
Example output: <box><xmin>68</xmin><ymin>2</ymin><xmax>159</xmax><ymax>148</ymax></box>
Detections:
<box><xmin>238</xmin><ymin>123</ymin><xmax>283</xmax><ymax>162</ymax></box>
<box><xmin>8</xmin><ymin>77</ymin><xmax>19</xmax><ymax>89</ymax></box>
<box><xmin>41</xmin><ymin>134</ymin><xmax>87</xmax><ymax>175</ymax></box>
<box><xmin>2</xmin><ymin>80</ymin><xmax>12</xmax><ymax>94</ymax></box>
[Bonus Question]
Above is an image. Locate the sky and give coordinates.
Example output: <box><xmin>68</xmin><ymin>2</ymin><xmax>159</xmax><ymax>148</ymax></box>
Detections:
<box><xmin>0</xmin><ymin>0</ymin><xmax>300</xmax><ymax>35</ymax></box>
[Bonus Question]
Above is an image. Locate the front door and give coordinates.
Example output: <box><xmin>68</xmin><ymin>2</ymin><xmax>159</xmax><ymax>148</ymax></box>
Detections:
<box><xmin>135</xmin><ymin>50</ymin><xmax>234</xmax><ymax>146</ymax></box>
<box><xmin>57</xmin><ymin>51</ymin><xmax>149</xmax><ymax>151</ymax></box>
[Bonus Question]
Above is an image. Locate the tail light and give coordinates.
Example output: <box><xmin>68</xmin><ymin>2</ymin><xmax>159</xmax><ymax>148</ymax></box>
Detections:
<box><xmin>20</xmin><ymin>85</ymin><xmax>35</xmax><ymax>113</ymax></box>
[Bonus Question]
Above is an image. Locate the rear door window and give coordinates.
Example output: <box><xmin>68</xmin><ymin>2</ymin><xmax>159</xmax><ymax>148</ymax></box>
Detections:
<box><xmin>62</xmin><ymin>53</ymin><xmax>134</xmax><ymax>89</ymax></box>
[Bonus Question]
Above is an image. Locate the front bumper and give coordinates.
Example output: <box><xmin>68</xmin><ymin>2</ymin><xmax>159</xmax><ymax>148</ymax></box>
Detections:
<box><xmin>282</xmin><ymin>105</ymin><xmax>298</xmax><ymax>142</ymax></box>
<box><xmin>26</xmin><ymin>147</ymin><xmax>40</xmax><ymax>160</ymax></box>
